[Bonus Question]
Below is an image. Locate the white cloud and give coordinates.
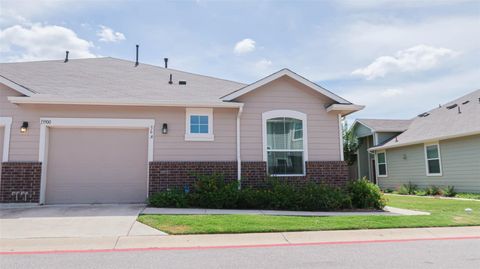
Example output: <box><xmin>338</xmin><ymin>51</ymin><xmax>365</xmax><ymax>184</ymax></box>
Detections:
<box><xmin>337</xmin><ymin>0</ymin><xmax>475</xmax><ymax>9</ymax></box>
<box><xmin>0</xmin><ymin>24</ymin><xmax>95</xmax><ymax>62</ymax></box>
<box><xmin>234</xmin><ymin>38</ymin><xmax>256</xmax><ymax>54</ymax></box>
<box><xmin>255</xmin><ymin>58</ymin><xmax>272</xmax><ymax>70</ymax></box>
<box><xmin>343</xmin><ymin>69</ymin><xmax>480</xmax><ymax>121</ymax></box>
<box><xmin>352</xmin><ymin>45</ymin><xmax>458</xmax><ymax>80</ymax></box>
<box><xmin>97</xmin><ymin>25</ymin><xmax>126</xmax><ymax>43</ymax></box>
<box><xmin>380</xmin><ymin>88</ymin><xmax>403</xmax><ymax>97</ymax></box>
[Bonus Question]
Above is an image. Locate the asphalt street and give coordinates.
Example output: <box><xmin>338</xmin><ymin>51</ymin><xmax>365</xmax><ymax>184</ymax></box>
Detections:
<box><xmin>1</xmin><ymin>238</ymin><xmax>479</xmax><ymax>269</ymax></box>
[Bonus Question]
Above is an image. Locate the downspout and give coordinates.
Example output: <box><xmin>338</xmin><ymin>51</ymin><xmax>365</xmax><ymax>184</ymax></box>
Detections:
<box><xmin>338</xmin><ymin>114</ymin><xmax>344</xmax><ymax>161</ymax></box>
<box><xmin>236</xmin><ymin>105</ymin><xmax>244</xmax><ymax>189</ymax></box>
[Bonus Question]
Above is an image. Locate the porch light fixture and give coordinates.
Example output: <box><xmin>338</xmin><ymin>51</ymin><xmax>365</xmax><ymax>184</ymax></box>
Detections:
<box><xmin>162</xmin><ymin>123</ymin><xmax>168</xmax><ymax>134</ymax></box>
<box><xmin>20</xmin><ymin>121</ymin><xmax>29</xmax><ymax>133</ymax></box>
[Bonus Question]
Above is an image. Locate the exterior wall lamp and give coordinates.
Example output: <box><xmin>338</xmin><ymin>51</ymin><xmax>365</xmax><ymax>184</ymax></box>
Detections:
<box><xmin>20</xmin><ymin>121</ymin><xmax>29</xmax><ymax>133</ymax></box>
<box><xmin>162</xmin><ymin>123</ymin><xmax>168</xmax><ymax>134</ymax></box>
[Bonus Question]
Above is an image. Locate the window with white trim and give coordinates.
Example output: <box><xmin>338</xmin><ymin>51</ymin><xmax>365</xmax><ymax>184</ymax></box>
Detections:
<box><xmin>376</xmin><ymin>151</ymin><xmax>387</xmax><ymax>177</ymax></box>
<box><xmin>185</xmin><ymin>108</ymin><xmax>214</xmax><ymax>141</ymax></box>
<box><xmin>263</xmin><ymin>110</ymin><xmax>307</xmax><ymax>176</ymax></box>
<box><xmin>425</xmin><ymin>143</ymin><xmax>442</xmax><ymax>176</ymax></box>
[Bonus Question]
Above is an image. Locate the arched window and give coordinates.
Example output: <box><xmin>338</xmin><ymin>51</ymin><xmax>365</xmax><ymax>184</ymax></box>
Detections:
<box><xmin>262</xmin><ymin>110</ymin><xmax>308</xmax><ymax>176</ymax></box>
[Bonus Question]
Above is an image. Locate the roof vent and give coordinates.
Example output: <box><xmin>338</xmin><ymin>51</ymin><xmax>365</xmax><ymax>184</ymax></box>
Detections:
<box><xmin>418</xmin><ymin>112</ymin><xmax>429</xmax><ymax>117</ymax></box>
<box><xmin>164</xmin><ymin>58</ymin><xmax>168</xmax><ymax>68</ymax></box>
<box><xmin>462</xmin><ymin>100</ymin><xmax>469</xmax><ymax>105</ymax></box>
<box><xmin>179</xmin><ymin>80</ymin><xmax>187</xmax><ymax>85</ymax></box>
<box><xmin>135</xmin><ymin>44</ymin><xmax>139</xmax><ymax>67</ymax></box>
<box><xmin>446</xmin><ymin>104</ymin><xmax>457</xmax><ymax>110</ymax></box>
<box><xmin>64</xmin><ymin>51</ymin><xmax>69</xmax><ymax>63</ymax></box>
<box><xmin>168</xmin><ymin>74</ymin><xmax>173</xmax><ymax>84</ymax></box>
<box><xmin>458</xmin><ymin>106</ymin><xmax>461</xmax><ymax>114</ymax></box>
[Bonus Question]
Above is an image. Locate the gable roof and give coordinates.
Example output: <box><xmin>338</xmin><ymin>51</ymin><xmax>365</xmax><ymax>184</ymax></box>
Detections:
<box><xmin>371</xmin><ymin>89</ymin><xmax>480</xmax><ymax>150</ymax></box>
<box><xmin>221</xmin><ymin>68</ymin><xmax>351</xmax><ymax>104</ymax></box>
<box><xmin>1</xmin><ymin>58</ymin><xmax>361</xmax><ymax>113</ymax></box>
<box><xmin>0</xmin><ymin>57</ymin><xmax>246</xmax><ymax>103</ymax></box>
<box><xmin>353</xmin><ymin>119</ymin><xmax>412</xmax><ymax>133</ymax></box>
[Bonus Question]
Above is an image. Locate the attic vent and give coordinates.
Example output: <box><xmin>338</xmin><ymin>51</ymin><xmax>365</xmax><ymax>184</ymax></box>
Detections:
<box><xmin>462</xmin><ymin>100</ymin><xmax>470</xmax><ymax>105</ymax></box>
<box><xmin>418</xmin><ymin>112</ymin><xmax>429</xmax><ymax>117</ymax></box>
<box><xmin>446</xmin><ymin>104</ymin><xmax>457</xmax><ymax>110</ymax></box>
<box><xmin>168</xmin><ymin>74</ymin><xmax>173</xmax><ymax>84</ymax></box>
<box><xmin>179</xmin><ymin>81</ymin><xmax>187</xmax><ymax>85</ymax></box>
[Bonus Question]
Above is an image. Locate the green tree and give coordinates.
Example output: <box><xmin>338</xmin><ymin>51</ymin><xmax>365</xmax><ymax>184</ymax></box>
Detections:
<box><xmin>342</xmin><ymin>121</ymin><xmax>359</xmax><ymax>166</ymax></box>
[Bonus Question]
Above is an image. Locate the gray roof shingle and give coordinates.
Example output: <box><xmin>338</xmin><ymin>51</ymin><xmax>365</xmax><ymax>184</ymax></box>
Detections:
<box><xmin>373</xmin><ymin>89</ymin><xmax>480</xmax><ymax>149</ymax></box>
<box><xmin>356</xmin><ymin>119</ymin><xmax>412</xmax><ymax>132</ymax></box>
<box><xmin>0</xmin><ymin>57</ymin><xmax>246</xmax><ymax>102</ymax></box>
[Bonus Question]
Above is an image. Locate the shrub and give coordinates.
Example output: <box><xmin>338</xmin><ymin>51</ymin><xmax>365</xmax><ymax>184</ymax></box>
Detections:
<box><xmin>347</xmin><ymin>178</ymin><xmax>386</xmax><ymax>209</ymax></box>
<box><xmin>148</xmin><ymin>175</ymin><xmax>386</xmax><ymax>211</ymax></box>
<box><xmin>398</xmin><ymin>182</ymin><xmax>418</xmax><ymax>195</ymax></box>
<box><xmin>442</xmin><ymin>186</ymin><xmax>457</xmax><ymax>197</ymax></box>
<box><xmin>425</xmin><ymin>185</ymin><xmax>443</xmax><ymax>196</ymax></box>
<box><xmin>149</xmin><ymin>189</ymin><xmax>189</xmax><ymax>208</ymax></box>
<box><xmin>190</xmin><ymin>173</ymin><xmax>239</xmax><ymax>209</ymax></box>
<box><xmin>383</xmin><ymin>188</ymin><xmax>394</xmax><ymax>193</ymax></box>
<box><xmin>301</xmin><ymin>183</ymin><xmax>352</xmax><ymax>211</ymax></box>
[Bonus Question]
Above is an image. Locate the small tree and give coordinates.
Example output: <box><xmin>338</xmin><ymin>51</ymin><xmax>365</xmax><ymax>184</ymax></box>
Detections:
<box><xmin>342</xmin><ymin>121</ymin><xmax>359</xmax><ymax>166</ymax></box>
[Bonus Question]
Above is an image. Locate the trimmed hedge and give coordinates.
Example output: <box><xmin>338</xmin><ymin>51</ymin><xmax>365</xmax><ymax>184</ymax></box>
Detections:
<box><xmin>149</xmin><ymin>175</ymin><xmax>386</xmax><ymax>211</ymax></box>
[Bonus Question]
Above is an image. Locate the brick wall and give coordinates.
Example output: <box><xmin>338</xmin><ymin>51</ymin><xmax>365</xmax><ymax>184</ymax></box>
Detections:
<box><xmin>149</xmin><ymin>161</ymin><xmax>349</xmax><ymax>194</ymax></box>
<box><xmin>305</xmin><ymin>161</ymin><xmax>350</xmax><ymax>187</ymax></box>
<box><xmin>149</xmin><ymin>161</ymin><xmax>238</xmax><ymax>194</ymax></box>
<box><xmin>0</xmin><ymin>162</ymin><xmax>42</xmax><ymax>203</ymax></box>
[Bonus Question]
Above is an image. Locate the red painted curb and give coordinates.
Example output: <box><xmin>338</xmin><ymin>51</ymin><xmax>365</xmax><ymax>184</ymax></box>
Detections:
<box><xmin>2</xmin><ymin>236</ymin><xmax>479</xmax><ymax>255</ymax></box>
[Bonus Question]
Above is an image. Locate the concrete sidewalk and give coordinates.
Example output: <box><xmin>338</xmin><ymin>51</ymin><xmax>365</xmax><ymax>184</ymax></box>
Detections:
<box><xmin>142</xmin><ymin>206</ymin><xmax>429</xmax><ymax>216</ymax></box>
<box><xmin>1</xmin><ymin>226</ymin><xmax>478</xmax><ymax>253</ymax></box>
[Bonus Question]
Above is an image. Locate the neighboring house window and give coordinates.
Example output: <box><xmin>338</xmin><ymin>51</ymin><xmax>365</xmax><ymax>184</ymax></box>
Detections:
<box><xmin>376</xmin><ymin>151</ymin><xmax>387</xmax><ymax>177</ymax></box>
<box><xmin>185</xmin><ymin>108</ymin><xmax>214</xmax><ymax>141</ymax></box>
<box><xmin>425</xmin><ymin>143</ymin><xmax>442</xmax><ymax>176</ymax></box>
<box><xmin>262</xmin><ymin>110</ymin><xmax>308</xmax><ymax>176</ymax></box>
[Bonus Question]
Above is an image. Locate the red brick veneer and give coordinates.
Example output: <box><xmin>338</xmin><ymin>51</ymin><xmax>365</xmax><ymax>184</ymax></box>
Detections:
<box><xmin>149</xmin><ymin>162</ymin><xmax>238</xmax><ymax>194</ymax></box>
<box><xmin>0</xmin><ymin>162</ymin><xmax>42</xmax><ymax>203</ymax></box>
<box><xmin>148</xmin><ymin>161</ymin><xmax>350</xmax><ymax>194</ymax></box>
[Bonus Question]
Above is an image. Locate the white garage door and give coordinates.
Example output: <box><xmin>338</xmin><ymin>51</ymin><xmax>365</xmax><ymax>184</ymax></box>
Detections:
<box><xmin>0</xmin><ymin>127</ymin><xmax>3</xmax><ymax>181</ymax></box>
<box><xmin>45</xmin><ymin>128</ymin><xmax>148</xmax><ymax>204</ymax></box>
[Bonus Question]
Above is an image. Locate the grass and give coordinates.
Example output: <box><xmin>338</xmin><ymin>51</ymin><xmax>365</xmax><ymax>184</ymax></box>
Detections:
<box><xmin>455</xmin><ymin>193</ymin><xmax>480</xmax><ymax>200</ymax></box>
<box><xmin>137</xmin><ymin>194</ymin><xmax>480</xmax><ymax>235</ymax></box>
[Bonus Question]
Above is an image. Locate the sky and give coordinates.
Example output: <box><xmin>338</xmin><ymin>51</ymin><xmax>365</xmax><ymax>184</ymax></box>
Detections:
<box><xmin>1</xmin><ymin>0</ymin><xmax>479</xmax><ymax>122</ymax></box>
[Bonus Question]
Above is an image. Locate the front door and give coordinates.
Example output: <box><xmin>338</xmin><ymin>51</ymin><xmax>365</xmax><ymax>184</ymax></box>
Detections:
<box><xmin>371</xmin><ymin>159</ymin><xmax>377</xmax><ymax>184</ymax></box>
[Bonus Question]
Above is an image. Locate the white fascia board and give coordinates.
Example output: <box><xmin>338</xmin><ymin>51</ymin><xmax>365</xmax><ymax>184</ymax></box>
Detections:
<box><xmin>8</xmin><ymin>96</ymin><xmax>244</xmax><ymax>108</ymax></box>
<box><xmin>326</xmin><ymin>104</ymin><xmax>365</xmax><ymax>116</ymax></box>
<box><xmin>221</xmin><ymin>69</ymin><xmax>350</xmax><ymax>103</ymax></box>
<box><xmin>368</xmin><ymin>130</ymin><xmax>480</xmax><ymax>151</ymax></box>
<box><xmin>0</xmin><ymin>117</ymin><xmax>12</xmax><ymax>162</ymax></box>
<box><xmin>0</xmin><ymin>76</ymin><xmax>35</xmax><ymax>96</ymax></box>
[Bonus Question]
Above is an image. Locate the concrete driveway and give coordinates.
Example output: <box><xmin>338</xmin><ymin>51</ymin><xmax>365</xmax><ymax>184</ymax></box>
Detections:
<box><xmin>0</xmin><ymin>204</ymin><xmax>164</xmax><ymax>239</ymax></box>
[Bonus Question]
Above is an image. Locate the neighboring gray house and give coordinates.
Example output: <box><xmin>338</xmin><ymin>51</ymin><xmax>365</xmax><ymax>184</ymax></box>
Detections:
<box><xmin>351</xmin><ymin>119</ymin><xmax>411</xmax><ymax>183</ymax></box>
<box><xmin>0</xmin><ymin>57</ymin><xmax>363</xmax><ymax>204</ymax></box>
<box><xmin>356</xmin><ymin>89</ymin><xmax>480</xmax><ymax>193</ymax></box>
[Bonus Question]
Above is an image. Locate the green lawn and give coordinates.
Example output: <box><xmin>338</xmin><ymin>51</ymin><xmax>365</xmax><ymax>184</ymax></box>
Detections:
<box><xmin>137</xmin><ymin>195</ymin><xmax>480</xmax><ymax>235</ymax></box>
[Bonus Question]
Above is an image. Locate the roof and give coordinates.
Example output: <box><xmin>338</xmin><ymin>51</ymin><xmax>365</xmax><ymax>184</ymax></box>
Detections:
<box><xmin>0</xmin><ymin>57</ymin><xmax>246</xmax><ymax>103</ymax></box>
<box><xmin>371</xmin><ymin>89</ymin><xmax>480</xmax><ymax>150</ymax></box>
<box><xmin>354</xmin><ymin>119</ymin><xmax>412</xmax><ymax>133</ymax></box>
<box><xmin>221</xmin><ymin>68</ymin><xmax>351</xmax><ymax>104</ymax></box>
<box><xmin>0</xmin><ymin>57</ymin><xmax>361</xmax><ymax>114</ymax></box>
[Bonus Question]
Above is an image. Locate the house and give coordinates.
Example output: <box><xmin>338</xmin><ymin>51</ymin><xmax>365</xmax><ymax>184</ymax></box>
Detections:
<box><xmin>351</xmin><ymin>119</ymin><xmax>412</xmax><ymax>183</ymax></box>
<box><xmin>354</xmin><ymin>89</ymin><xmax>480</xmax><ymax>193</ymax></box>
<box><xmin>0</xmin><ymin>57</ymin><xmax>363</xmax><ymax>204</ymax></box>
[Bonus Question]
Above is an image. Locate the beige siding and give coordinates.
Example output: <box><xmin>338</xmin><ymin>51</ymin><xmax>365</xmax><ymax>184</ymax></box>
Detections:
<box><xmin>236</xmin><ymin>76</ymin><xmax>340</xmax><ymax>161</ymax></box>
<box><xmin>379</xmin><ymin>135</ymin><xmax>480</xmax><ymax>193</ymax></box>
<box><xmin>0</xmin><ymin>85</ymin><xmax>237</xmax><ymax>162</ymax></box>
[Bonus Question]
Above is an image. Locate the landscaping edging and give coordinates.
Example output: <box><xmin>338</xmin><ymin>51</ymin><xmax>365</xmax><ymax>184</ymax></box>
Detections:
<box><xmin>141</xmin><ymin>206</ymin><xmax>429</xmax><ymax>216</ymax></box>
<box><xmin>387</xmin><ymin>193</ymin><xmax>480</xmax><ymax>202</ymax></box>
